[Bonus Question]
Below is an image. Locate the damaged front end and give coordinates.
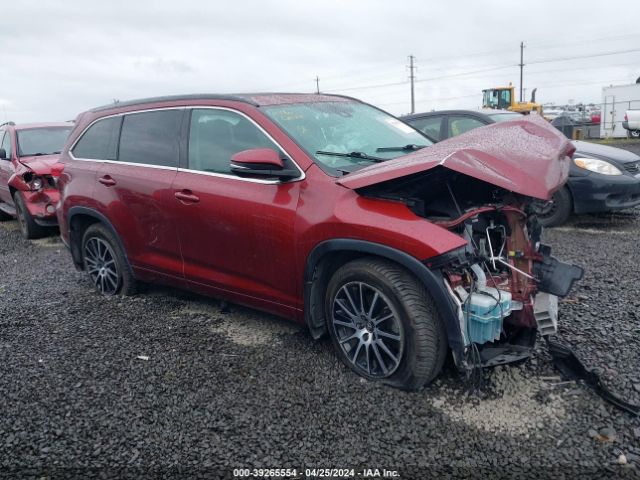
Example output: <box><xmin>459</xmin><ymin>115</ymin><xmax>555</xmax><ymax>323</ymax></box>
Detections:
<box><xmin>9</xmin><ymin>159</ymin><xmax>64</xmax><ymax>225</ymax></box>
<box><xmin>360</xmin><ymin>167</ymin><xmax>583</xmax><ymax>370</ymax></box>
<box><xmin>339</xmin><ymin>117</ymin><xmax>583</xmax><ymax>372</ymax></box>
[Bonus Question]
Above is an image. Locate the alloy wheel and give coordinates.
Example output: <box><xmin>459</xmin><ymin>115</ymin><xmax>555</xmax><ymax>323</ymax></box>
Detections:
<box><xmin>84</xmin><ymin>237</ymin><xmax>120</xmax><ymax>295</ymax></box>
<box><xmin>331</xmin><ymin>281</ymin><xmax>404</xmax><ymax>378</ymax></box>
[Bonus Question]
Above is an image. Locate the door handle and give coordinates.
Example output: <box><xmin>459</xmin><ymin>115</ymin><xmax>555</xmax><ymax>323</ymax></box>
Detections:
<box><xmin>174</xmin><ymin>190</ymin><xmax>200</xmax><ymax>203</ymax></box>
<box><xmin>98</xmin><ymin>175</ymin><xmax>117</xmax><ymax>187</ymax></box>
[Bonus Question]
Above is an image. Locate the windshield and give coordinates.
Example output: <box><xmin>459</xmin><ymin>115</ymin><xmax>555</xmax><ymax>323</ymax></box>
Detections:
<box><xmin>17</xmin><ymin>127</ymin><xmax>72</xmax><ymax>157</ymax></box>
<box><xmin>262</xmin><ymin>101</ymin><xmax>432</xmax><ymax>173</ymax></box>
<box><xmin>488</xmin><ymin>112</ymin><xmax>523</xmax><ymax>123</ymax></box>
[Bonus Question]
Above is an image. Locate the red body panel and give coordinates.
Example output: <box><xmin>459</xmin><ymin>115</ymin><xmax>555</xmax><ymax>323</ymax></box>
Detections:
<box><xmin>56</xmin><ymin>95</ymin><xmax>571</xmax><ymax>324</ymax></box>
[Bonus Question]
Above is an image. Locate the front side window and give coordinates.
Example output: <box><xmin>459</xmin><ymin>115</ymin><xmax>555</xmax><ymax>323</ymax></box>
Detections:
<box><xmin>17</xmin><ymin>127</ymin><xmax>71</xmax><ymax>157</ymax></box>
<box><xmin>188</xmin><ymin>109</ymin><xmax>277</xmax><ymax>174</ymax></box>
<box><xmin>72</xmin><ymin>117</ymin><xmax>121</xmax><ymax>160</ymax></box>
<box><xmin>447</xmin><ymin>116</ymin><xmax>486</xmax><ymax>137</ymax></box>
<box><xmin>406</xmin><ymin>116</ymin><xmax>443</xmax><ymax>141</ymax></box>
<box><xmin>262</xmin><ymin>101</ymin><xmax>432</xmax><ymax>174</ymax></box>
<box><xmin>0</xmin><ymin>130</ymin><xmax>10</xmax><ymax>158</ymax></box>
<box><xmin>119</xmin><ymin>110</ymin><xmax>182</xmax><ymax>167</ymax></box>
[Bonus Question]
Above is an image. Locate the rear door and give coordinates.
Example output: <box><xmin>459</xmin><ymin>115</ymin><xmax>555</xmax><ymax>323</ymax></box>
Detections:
<box><xmin>92</xmin><ymin>109</ymin><xmax>185</xmax><ymax>284</ymax></box>
<box><xmin>171</xmin><ymin>107</ymin><xmax>302</xmax><ymax>317</ymax></box>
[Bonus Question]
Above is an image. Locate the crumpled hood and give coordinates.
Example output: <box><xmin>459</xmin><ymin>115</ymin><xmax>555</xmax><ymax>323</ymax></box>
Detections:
<box><xmin>337</xmin><ymin>115</ymin><xmax>575</xmax><ymax>200</ymax></box>
<box><xmin>18</xmin><ymin>154</ymin><xmax>61</xmax><ymax>175</ymax></box>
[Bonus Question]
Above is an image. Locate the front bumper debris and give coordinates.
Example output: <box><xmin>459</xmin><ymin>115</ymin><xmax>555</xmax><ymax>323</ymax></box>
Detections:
<box><xmin>546</xmin><ymin>338</ymin><xmax>640</xmax><ymax>416</ymax></box>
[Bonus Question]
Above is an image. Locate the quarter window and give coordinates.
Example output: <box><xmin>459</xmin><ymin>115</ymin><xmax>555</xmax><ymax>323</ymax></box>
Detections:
<box><xmin>119</xmin><ymin>110</ymin><xmax>182</xmax><ymax>167</ymax></box>
<box><xmin>72</xmin><ymin>117</ymin><xmax>121</xmax><ymax>160</ymax></box>
<box><xmin>188</xmin><ymin>109</ymin><xmax>277</xmax><ymax>174</ymax></box>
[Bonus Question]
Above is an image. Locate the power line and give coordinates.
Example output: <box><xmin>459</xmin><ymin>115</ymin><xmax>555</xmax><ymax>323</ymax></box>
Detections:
<box><xmin>528</xmin><ymin>48</ymin><xmax>640</xmax><ymax>65</ymax></box>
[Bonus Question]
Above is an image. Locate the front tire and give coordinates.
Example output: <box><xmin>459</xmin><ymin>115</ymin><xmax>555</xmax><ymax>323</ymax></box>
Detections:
<box><xmin>81</xmin><ymin>223</ymin><xmax>136</xmax><ymax>296</ymax></box>
<box><xmin>532</xmin><ymin>186</ymin><xmax>573</xmax><ymax>227</ymax></box>
<box><xmin>325</xmin><ymin>258</ymin><xmax>447</xmax><ymax>390</ymax></box>
<box><xmin>13</xmin><ymin>192</ymin><xmax>46</xmax><ymax>239</ymax></box>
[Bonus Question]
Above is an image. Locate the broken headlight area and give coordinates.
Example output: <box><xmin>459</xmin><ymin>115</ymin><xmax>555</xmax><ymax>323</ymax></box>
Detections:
<box><xmin>360</xmin><ymin>168</ymin><xmax>583</xmax><ymax>368</ymax></box>
<box><xmin>22</xmin><ymin>171</ymin><xmax>55</xmax><ymax>191</ymax></box>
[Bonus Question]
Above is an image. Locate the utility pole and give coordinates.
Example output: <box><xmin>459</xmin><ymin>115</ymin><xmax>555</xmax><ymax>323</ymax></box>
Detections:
<box><xmin>408</xmin><ymin>55</ymin><xmax>416</xmax><ymax>114</ymax></box>
<box><xmin>315</xmin><ymin>76</ymin><xmax>320</xmax><ymax>94</ymax></box>
<box><xmin>519</xmin><ymin>41</ymin><xmax>525</xmax><ymax>103</ymax></box>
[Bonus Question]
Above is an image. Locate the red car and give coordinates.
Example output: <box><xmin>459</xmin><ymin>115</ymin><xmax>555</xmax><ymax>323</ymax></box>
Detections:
<box><xmin>0</xmin><ymin>121</ymin><xmax>72</xmax><ymax>238</ymax></box>
<box><xmin>56</xmin><ymin>94</ymin><xmax>581</xmax><ymax>388</ymax></box>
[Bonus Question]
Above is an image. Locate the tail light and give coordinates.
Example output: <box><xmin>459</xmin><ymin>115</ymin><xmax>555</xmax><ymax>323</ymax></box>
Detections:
<box><xmin>625</xmin><ymin>113</ymin><xmax>628</xmax><ymax>121</ymax></box>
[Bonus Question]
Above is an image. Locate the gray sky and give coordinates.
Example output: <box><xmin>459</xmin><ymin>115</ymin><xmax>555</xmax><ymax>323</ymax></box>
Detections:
<box><xmin>2</xmin><ymin>0</ymin><xmax>639</xmax><ymax>123</ymax></box>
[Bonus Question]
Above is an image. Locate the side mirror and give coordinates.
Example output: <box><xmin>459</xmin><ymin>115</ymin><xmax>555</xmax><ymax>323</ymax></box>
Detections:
<box><xmin>230</xmin><ymin>148</ymin><xmax>299</xmax><ymax>180</ymax></box>
<box><xmin>0</xmin><ymin>148</ymin><xmax>7</xmax><ymax>160</ymax></box>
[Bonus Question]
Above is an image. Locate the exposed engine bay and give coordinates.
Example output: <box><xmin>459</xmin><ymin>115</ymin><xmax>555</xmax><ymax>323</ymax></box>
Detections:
<box><xmin>359</xmin><ymin>166</ymin><xmax>584</xmax><ymax>368</ymax></box>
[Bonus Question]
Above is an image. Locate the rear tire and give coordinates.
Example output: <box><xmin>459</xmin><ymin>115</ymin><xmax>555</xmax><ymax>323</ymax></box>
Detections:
<box><xmin>325</xmin><ymin>257</ymin><xmax>448</xmax><ymax>390</ymax></box>
<box><xmin>13</xmin><ymin>192</ymin><xmax>46</xmax><ymax>239</ymax></box>
<box><xmin>81</xmin><ymin>223</ymin><xmax>137</xmax><ymax>296</ymax></box>
<box><xmin>629</xmin><ymin>129</ymin><xmax>640</xmax><ymax>139</ymax></box>
<box><xmin>534</xmin><ymin>186</ymin><xmax>573</xmax><ymax>227</ymax></box>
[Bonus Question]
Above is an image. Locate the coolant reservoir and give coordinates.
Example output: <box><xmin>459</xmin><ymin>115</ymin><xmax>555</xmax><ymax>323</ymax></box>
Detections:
<box><xmin>462</xmin><ymin>287</ymin><xmax>512</xmax><ymax>344</ymax></box>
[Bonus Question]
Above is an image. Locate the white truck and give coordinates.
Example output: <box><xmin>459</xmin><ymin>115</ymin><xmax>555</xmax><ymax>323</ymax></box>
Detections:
<box><xmin>623</xmin><ymin>110</ymin><xmax>640</xmax><ymax>138</ymax></box>
<box><xmin>600</xmin><ymin>82</ymin><xmax>640</xmax><ymax>138</ymax></box>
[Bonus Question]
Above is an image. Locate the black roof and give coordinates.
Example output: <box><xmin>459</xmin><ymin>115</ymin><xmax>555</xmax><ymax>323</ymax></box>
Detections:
<box><xmin>401</xmin><ymin>109</ymin><xmax>522</xmax><ymax>121</ymax></box>
<box><xmin>90</xmin><ymin>92</ymin><xmax>360</xmax><ymax>113</ymax></box>
<box><xmin>90</xmin><ymin>94</ymin><xmax>258</xmax><ymax>112</ymax></box>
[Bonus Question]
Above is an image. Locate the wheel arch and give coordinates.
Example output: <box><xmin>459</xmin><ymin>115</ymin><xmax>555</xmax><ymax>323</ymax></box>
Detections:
<box><xmin>303</xmin><ymin>239</ymin><xmax>466</xmax><ymax>368</ymax></box>
<box><xmin>561</xmin><ymin>182</ymin><xmax>576</xmax><ymax>213</ymax></box>
<box><xmin>67</xmin><ymin>206</ymin><xmax>129</xmax><ymax>270</ymax></box>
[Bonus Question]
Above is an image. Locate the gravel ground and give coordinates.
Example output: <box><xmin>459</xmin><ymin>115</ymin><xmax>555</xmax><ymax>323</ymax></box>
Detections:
<box><xmin>1</xmin><ymin>142</ymin><xmax>640</xmax><ymax>479</ymax></box>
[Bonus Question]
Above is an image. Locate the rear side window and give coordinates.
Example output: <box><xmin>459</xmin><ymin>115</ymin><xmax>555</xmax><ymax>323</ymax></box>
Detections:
<box><xmin>408</xmin><ymin>116</ymin><xmax>443</xmax><ymax>141</ymax></box>
<box><xmin>188</xmin><ymin>109</ymin><xmax>277</xmax><ymax>174</ymax></box>
<box><xmin>72</xmin><ymin>117</ymin><xmax>121</xmax><ymax>160</ymax></box>
<box><xmin>448</xmin><ymin>116</ymin><xmax>486</xmax><ymax>137</ymax></box>
<box><xmin>118</xmin><ymin>110</ymin><xmax>182</xmax><ymax>167</ymax></box>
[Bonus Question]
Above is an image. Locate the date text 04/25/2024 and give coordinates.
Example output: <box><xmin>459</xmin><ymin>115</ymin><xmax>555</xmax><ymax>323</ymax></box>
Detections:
<box><xmin>232</xmin><ymin>468</ymin><xmax>400</xmax><ymax>478</ymax></box>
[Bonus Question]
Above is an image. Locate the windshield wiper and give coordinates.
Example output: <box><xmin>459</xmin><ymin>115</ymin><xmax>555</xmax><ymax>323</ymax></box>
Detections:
<box><xmin>316</xmin><ymin>150</ymin><xmax>386</xmax><ymax>163</ymax></box>
<box><xmin>376</xmin><ymin>144</ymin><xmax>426</xmax><ymax>152</ymax></box>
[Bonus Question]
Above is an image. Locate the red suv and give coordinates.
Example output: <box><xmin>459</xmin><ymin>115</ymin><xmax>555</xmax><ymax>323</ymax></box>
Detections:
<box><xmin>57</xmin><ymin>94</ymin><xmax>582</xmax><ymax>388</ymax></box>
<box><xmin>0</xmin><ymin>121</ymin><xmax>72</xmax><ymax>238</ymax></box>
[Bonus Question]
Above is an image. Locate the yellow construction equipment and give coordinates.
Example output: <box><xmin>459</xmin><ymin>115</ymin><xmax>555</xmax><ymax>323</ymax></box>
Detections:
<box><xmin>482</xmin><ymin>84</ymin><xmax>542</xmax><ymax>115</ymax></box>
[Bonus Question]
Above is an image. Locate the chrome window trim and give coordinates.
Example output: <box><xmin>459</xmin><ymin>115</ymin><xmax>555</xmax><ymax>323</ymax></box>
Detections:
<box><xmin>68</xmin><ymin>105</ymin><xmax>305</xmax><ymax>184</ymax></box>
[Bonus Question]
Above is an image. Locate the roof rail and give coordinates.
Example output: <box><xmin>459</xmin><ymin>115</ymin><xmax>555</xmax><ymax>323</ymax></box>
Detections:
<box><xmin>0</xmin><ymin>121</ymin><xmax>15</xmax><ymax>127</ymax></box>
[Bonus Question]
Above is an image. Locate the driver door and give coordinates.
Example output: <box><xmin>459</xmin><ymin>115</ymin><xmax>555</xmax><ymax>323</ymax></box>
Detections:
<box><xmin>171</xmin><ymin>108</ymin><xmax>302</xmax><ymax>317</ymax></box>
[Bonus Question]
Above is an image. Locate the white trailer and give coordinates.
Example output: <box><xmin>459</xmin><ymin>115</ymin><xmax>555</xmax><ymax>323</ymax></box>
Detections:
<box><xmin>600</xmin><ymin>83</ymin><xmax>640</xmax><ymax>138</ymax></box>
